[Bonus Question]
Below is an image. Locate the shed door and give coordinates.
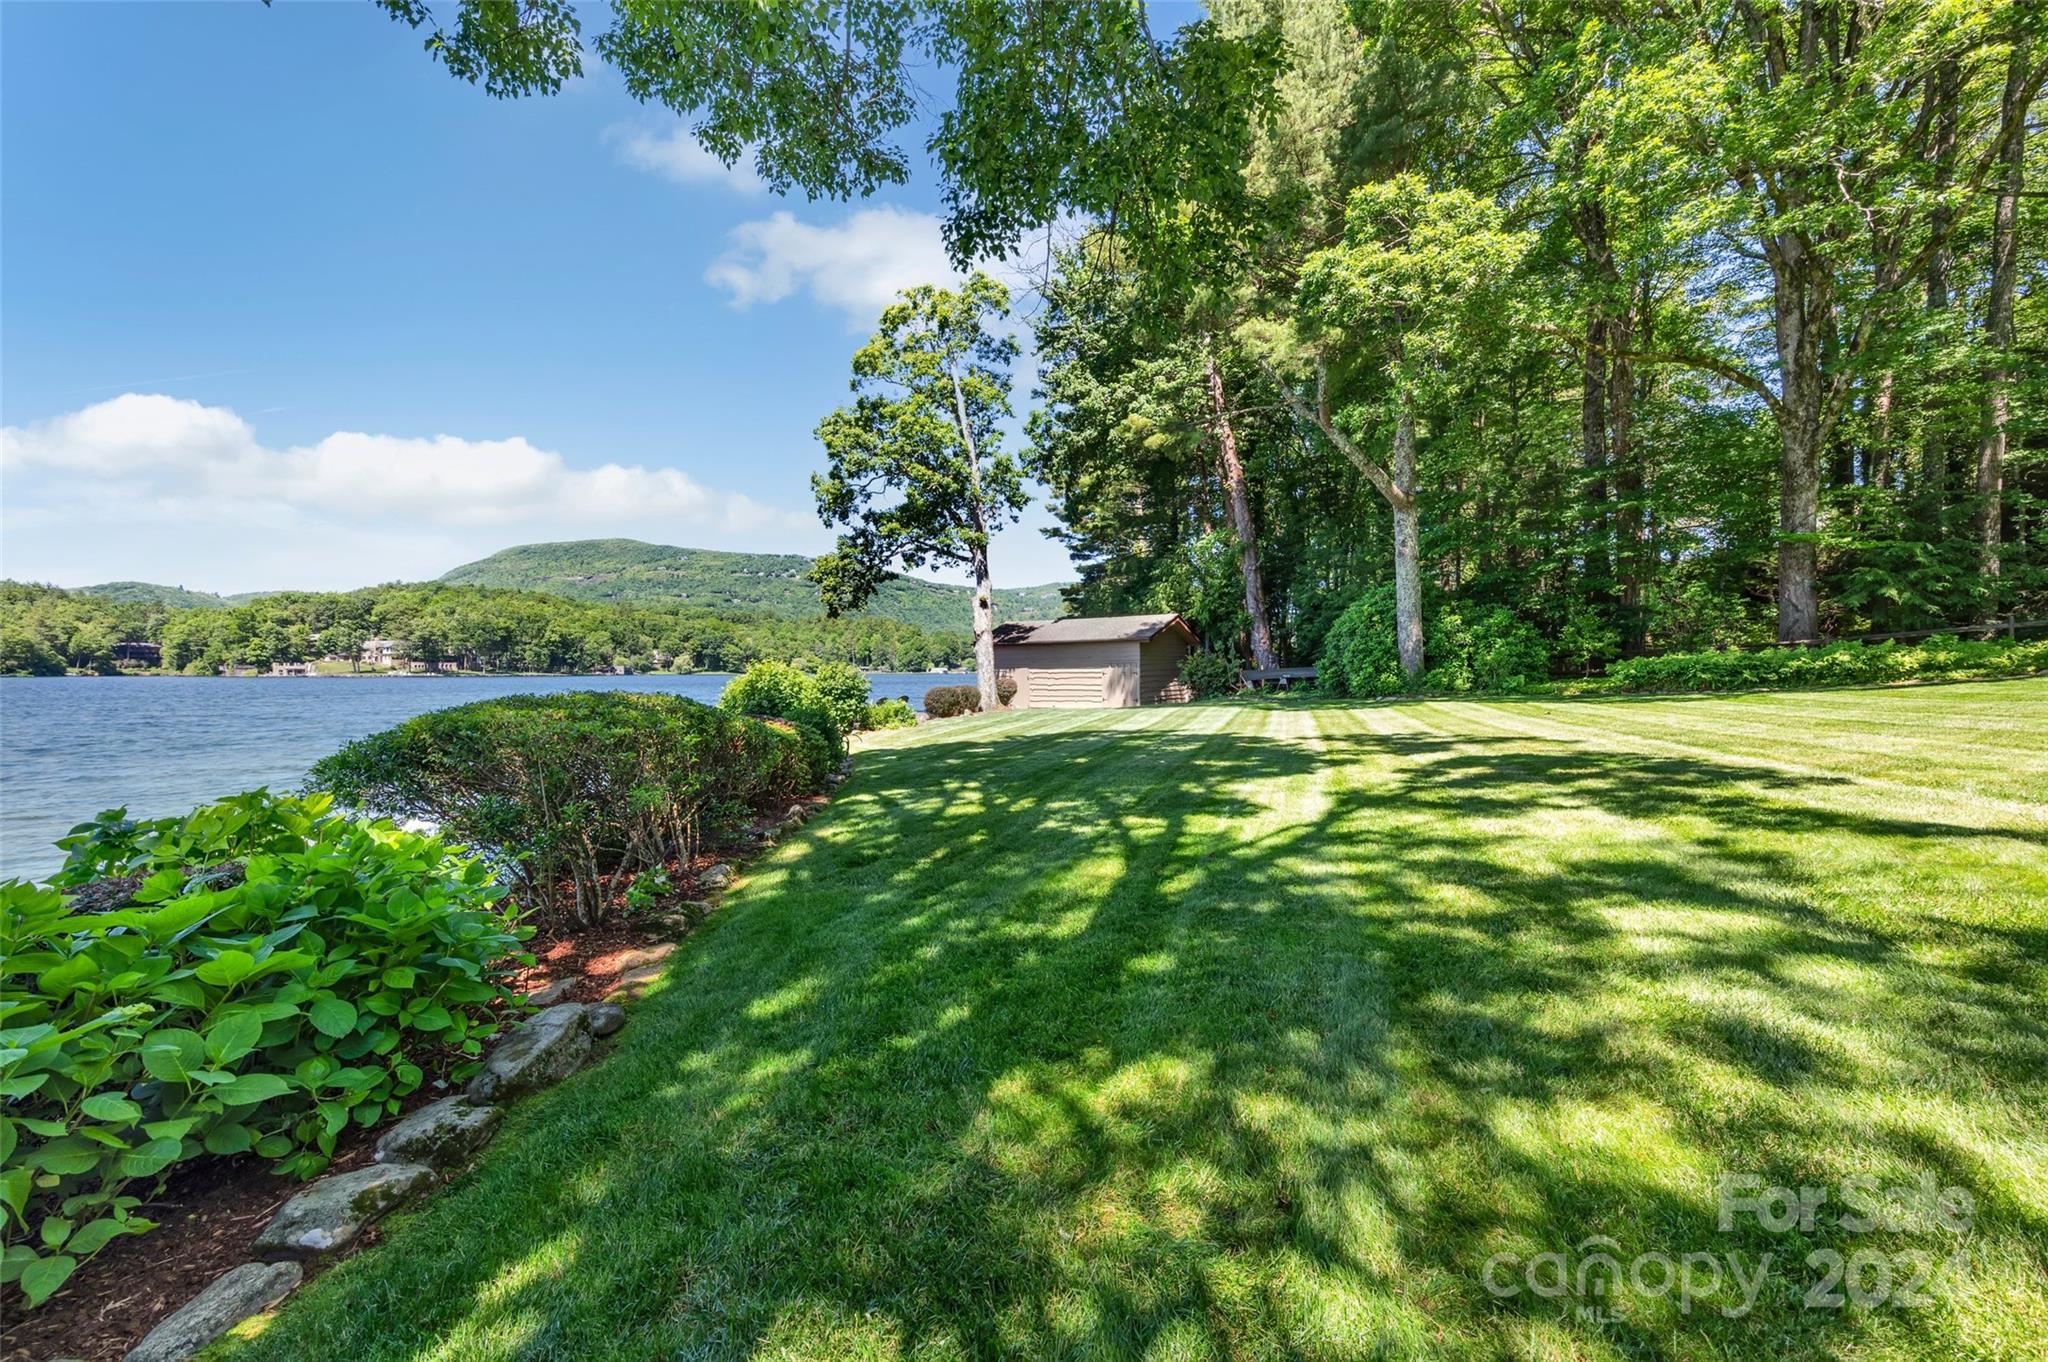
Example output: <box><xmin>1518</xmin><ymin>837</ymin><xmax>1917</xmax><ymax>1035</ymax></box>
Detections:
<box><xmin>1030</xmin><ymin>665</ymin><xmax>1110</xmax><ymax>708</ymax></box>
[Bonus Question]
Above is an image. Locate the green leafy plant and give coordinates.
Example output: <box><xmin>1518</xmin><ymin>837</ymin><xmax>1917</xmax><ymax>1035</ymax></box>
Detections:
<box><xmin>623</xmin><ymin>869</ymin><xmax>672</xmax><ymax>914</ymax></box>
<box><xmin>807</xmin><ymin>660</ymin><xmax>872</xmax><ymax>736</ymax></box>
<box><xmin>312</xmin><ymin>692</ymin><xmax>817</xmax><ymax>925</ymax></box>
<box><xmin>1178</xmin><ymin>649</ymin><xmax>1241</xmax><ymax>699</ymax></box>
<box><xmin>1606</xmin><ymin>636</ymin><xmax>2048</xmax><ymax>694</ymax></box>
<box><xmin>1558</xmin><ymin>606</ymin><xmax>1622</xmax><ymax>677</ymax></box>
<box><xmin>1320</xmin><ymin>589</ymin><xmax>1551</xmax><ymax>697</ymax></box>
<box><xmin>1317</xmin><ymin>587</ymin><xmax>1412</xmax><ymax>697</ymax></box>
<box><xmin>863</xmin><ymin>697</ymin><xmax>918</xmax><ymax>729</ymax></box>
<box><xmin>719</xmin><ymin>660</ymin><xmax>845</xmax><ymax>778</ymax></box>
<box><xmin>1424</xmin><ymin>605</ymin><xmax>1551</xmax><ymax>694</ymax></box>
<box><xmin>1</xmin><ymin>791</ymin><xmax>526</xmax><ymax>1308</ymax></box>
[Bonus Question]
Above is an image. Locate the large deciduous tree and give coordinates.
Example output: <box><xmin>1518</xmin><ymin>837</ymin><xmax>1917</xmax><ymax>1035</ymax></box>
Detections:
<box><xmin>1277</xmin><ymin>176</ymin><xmax>1528</xmax><ymax>683</ymax></box>
<box><xmin>811</xmin><ymin>273</ymin><xmax>1027</xmax><ymax>713</ymax></box>
<box><xmin>1587</xmin><ymin>1</ymin><xmax>2046</xmax><ymax>640</ymax></box>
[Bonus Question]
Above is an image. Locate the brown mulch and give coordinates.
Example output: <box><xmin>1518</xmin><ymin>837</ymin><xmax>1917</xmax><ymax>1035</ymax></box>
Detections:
<box><xmin>1</xmin><ymin>1127</ymin><xmax>379</xmax><ymax>1362</ymax></box>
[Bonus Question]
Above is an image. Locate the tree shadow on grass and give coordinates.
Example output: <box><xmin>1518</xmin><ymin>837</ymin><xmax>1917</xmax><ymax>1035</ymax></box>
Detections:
<box><xmin>222</xmin><ymin>704</ymin><xmax>2048</xmax><ymax>1362</ymax></box>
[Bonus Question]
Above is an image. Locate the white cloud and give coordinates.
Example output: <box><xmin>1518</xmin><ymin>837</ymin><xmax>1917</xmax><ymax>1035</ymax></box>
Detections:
<box><xmin>606</xmin><ymin>123</ymin><xmax>764</xmax><ymax>194</ymax></box>
<box><xmin>0</xmin><ymin>394</ymin><xmax>820</xmax><ymax>591</ymax></box>
<box><xmin>703</xmin><ymin>204</ymin><xmax>1087</xmax><ymax>333</ymax></box>
<box><xmin>704</xmin><ymin>206</ymin><xmax>961</xmax><ymax>325</ymax></box>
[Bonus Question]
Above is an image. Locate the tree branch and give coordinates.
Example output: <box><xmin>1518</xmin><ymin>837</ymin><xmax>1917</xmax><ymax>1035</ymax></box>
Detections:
<box><xmin>1532</xmin><ymin>322</ymin><xmax>1784</xmax><ymax>419</ymax></box>
<box><xmin>1255</xmin><ymin>355</ymin><xmax>1412</xmax><ymax>513</ymax></box>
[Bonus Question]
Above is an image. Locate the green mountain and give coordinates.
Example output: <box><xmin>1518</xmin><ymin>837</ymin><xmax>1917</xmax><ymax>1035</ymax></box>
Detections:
<box><xmin>81</xmin><ymin>581</ymin><xmax>234</xmax><ymax>609</ymax></box>
<box><xmin>440</xmin><ymin>539</ymin><xmax>1068</xmax><ymax>633</ymax></box>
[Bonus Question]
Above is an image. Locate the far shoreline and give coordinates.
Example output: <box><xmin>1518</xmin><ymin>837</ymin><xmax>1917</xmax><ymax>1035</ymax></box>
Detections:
<box><xmin>4</xmin><ymin>668</ymin><xmax>973</xmax><ymax>680</ymax></box>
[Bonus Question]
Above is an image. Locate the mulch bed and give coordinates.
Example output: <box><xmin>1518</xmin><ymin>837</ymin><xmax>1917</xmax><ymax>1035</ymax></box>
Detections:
<box><xmin>1</xmin><ymin>894</ymin><xmax>694</xmax><ymax>1362</ymax></box>
<box><xmin>2</xmin><ymin>1124</ymin><xmax>380</xmax><ymax>1362</ymax></box>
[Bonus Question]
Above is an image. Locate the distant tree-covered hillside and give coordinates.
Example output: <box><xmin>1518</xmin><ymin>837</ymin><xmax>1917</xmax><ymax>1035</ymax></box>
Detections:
<box><xmin>439</xmin><ymin>540</ymin><xmax>1068</xmax><ymax>631</ymax></box>
<box><xmin>80</xmin><ymin>582</ymin><xmax>234</xmax><ymax>609</ymax></box>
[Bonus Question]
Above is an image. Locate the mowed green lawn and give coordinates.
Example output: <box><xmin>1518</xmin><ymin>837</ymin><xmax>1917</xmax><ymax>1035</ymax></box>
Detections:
<box><xmin>223</xmin><ymin>682</ymin><xmax>2047</xmax><ymax>1362</ymax></box>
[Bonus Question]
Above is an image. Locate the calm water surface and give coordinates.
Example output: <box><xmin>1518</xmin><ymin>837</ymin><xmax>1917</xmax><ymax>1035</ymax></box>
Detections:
<box><xmin>0</xmin><ymin>672</ymin><xmax>954</xmax><ymax>879</ymax></box>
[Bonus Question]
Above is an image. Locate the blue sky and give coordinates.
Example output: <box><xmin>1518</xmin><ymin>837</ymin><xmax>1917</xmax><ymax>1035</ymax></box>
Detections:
<box><xmin>0</xmin><ymin>1</ymin><xmax>1075</xmax><ymax>593</ymax></box>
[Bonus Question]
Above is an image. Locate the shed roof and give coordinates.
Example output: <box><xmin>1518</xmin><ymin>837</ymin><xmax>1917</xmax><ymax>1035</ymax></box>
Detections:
<box><xmin>992</xmin><ymin>613</ymin><xmax>1197</xmax><ymax>646</ymax></box>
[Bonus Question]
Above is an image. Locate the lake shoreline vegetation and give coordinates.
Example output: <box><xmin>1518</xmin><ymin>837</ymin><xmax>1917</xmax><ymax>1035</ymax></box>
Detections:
<box><xmin>1</xmin><ymin>669</ymin><xmax>901</xmax><ymax>1346</ymax></box>
<box><xmin>0</xmin><ymin>578</ymin><xmax>984</xmax><ymax>680</ymax></box>
<box><xmin>5</xmin><ymin>0</ymin><xmax>2046</xmax><ymax>1357</ymax></box>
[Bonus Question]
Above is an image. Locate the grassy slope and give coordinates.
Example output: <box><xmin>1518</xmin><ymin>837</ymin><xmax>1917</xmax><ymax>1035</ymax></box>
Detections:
<box><xmin>439</xmin><ymin>539</ymin><xmax>1068</xmax><ymax>631</ymax></box>
<box><xmin>221</xmin><ymin>683</ymin><xmax>2047</xmax><ymax>1362</ymax></box>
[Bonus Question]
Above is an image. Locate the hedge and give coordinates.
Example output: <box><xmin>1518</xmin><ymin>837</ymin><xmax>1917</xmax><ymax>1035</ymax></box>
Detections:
<box><xmin>718</xmin><ymin>660</ymin><xmax>846</xmax><ymax>779</ymax></box>
<box><xmin>1605</xmin><ymin>635</ymin><xmax>2048</xmax><ymax>693</ymax></box>
<box><xmin>310</xmin><ymin>692</ymin><xmax>817</xmax><ymax>924</ymax></box>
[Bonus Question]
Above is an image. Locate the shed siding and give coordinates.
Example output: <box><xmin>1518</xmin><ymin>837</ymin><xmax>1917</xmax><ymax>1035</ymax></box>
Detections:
<box><xmin>1137</xmin><ymin>632</ymin><xmax>1194</xmax><ymax>704</ymax></box>
<box><xmin>994</xmin><ymin>640</ymin><xmax>1140</xmax><ymax>708</ymax></box>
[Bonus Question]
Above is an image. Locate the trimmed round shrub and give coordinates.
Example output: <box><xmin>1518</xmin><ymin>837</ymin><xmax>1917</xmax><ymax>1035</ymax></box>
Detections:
<box><xmin>922</xmin><ymin>679</ymin><xmax>1017</xmax><ymax>718</ymax></box>
<box><xmin>924</xmin><ymin>684</ymin><xmax>981</xmax><ymax>718</ymax></box>
<box><xmin>2</xmin><ymin>790</ymin><xmax>526</xmax><ymax>1306</ymax></box>
<box><xmin>311</xmin><ymin>692</ymin><xmax>817</xmax><ymax>923</ymax></box>
<box><xmin>724</xmin><ymin>655</ymin><xmax>843</xmax><ymax>745</ymax></box>
<box><xmin>718</xmin><ymin>660</ymin><xmax>846</xmax><ymax>772</ymax></box>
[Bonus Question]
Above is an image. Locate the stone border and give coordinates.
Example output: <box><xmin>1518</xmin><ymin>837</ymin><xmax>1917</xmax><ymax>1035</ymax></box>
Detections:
<box><xmin>119</xmin><ymin>765</ymin><xmax>849</xmax><ymax>1360</ymax></box>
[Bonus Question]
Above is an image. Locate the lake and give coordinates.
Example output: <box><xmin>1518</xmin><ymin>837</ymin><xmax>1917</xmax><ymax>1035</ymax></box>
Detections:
<box><xmin>0</xmin><ymin>671</ymin><xmax>957</xmax><ymax>880</ymax></box>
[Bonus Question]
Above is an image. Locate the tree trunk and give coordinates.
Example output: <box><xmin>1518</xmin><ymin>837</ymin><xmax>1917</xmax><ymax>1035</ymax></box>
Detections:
<box><xmin>1580</xmin><ymin>302</ymin><xmax>1612</xmax><ymax>588</ymax></box>
<box><xmin>1777</xmin><ymin>405</ymin><xmax>1826</xmax><ymax>639</ymax></box>
<box><xmin>1204</xmin><ymin>346</ymin><xmax>1277</xmax><ymax>669</ymax></box>
<box><xmin>970</xmin><ymin>544</ymin><xmax>999</xmax><ymax>713</ymax></box>
<box><xmin>1768</xmin><ymin>234</ymin><xmax>1827</xmax><ymax>644</ymax></box>
<box><xmin>1919</xmin><ymin>57</ymin><xmax>1961</xmax><ymax>514</ymax></box>
<box><xmin>949</xmin><ymin>361</ymin><xmax>1001</xmax><ymax>713</ymax></box>
<box><xmin>1976</xmin><ymin>35</ymin><xmax>2027</xmax><ymax>594</ymax></box>
<box><xmin>1868</xmin><ymin>371</ymin><xmax>1895</xmax><ymax>490</ymax></box>
<box><xmin>1393</xmin><ymin>393</ymin><xmax>1423</xmax><ymax>683</ymax></box>
<box><xmin>1609</xmin><ymin>290</ymin><xmax>1644</xmax><ymax>651</ymax></box>
<box><xmin>1778</xmin><ymin>413</ymin><xmax>1822</xmax><ymax>644</ymax></box>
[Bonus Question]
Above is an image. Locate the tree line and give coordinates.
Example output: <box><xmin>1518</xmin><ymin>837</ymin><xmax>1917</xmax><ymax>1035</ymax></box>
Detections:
<box><xmin>1026</xmin><ymin>0</ymin><xmax>2042</xmax><ymax>677</ymax></box>
<box><xmin>0</xmin><ymin>581</ymin><xmax>972</xmax><ymax>676</ymax></box>
<box><xmin>354</xmin><ymin>0</ymin><xmax>2039</xmax><ymax>682</ymax></box>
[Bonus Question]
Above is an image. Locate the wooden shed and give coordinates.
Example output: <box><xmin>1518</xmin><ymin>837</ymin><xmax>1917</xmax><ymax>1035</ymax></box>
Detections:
<box><xmin>992</xmin><ymin>614</ymin><xmax>1199</xmax><ymax>708</ymax></box>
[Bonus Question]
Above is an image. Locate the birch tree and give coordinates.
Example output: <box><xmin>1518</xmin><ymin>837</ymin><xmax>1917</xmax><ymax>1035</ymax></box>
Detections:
<box><xmin>810</xmin><ymin>273</ymin><xmax>1027</xmax><ymax>713</ymax></box>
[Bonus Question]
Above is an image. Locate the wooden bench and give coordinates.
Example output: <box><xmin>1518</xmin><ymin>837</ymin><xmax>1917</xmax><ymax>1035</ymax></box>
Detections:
<box><xmin>1240</xmin><ymin>667</ymin><xmax>1318</xmax><ymax>690</ymax></box>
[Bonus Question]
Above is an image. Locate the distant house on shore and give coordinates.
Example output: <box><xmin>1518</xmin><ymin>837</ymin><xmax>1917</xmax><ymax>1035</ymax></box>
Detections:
<box><xmin>111</xmin><ymin>641</ymin><xmax>161</xmax><ymax>667</ymax></box>
<box><xmin>360</xmin><ymin>638</ymin><xmax>404</xmax><ymax>669</ymax></box>
<box><xmin>268</xmin><ymin>662</ymin><xmax>316</xmax><ymax>677</ymax></box>
<box><xmin>992</xmin><ymin>614</ymin><xmax>1198</xmax><ymax>708</ymax></box>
